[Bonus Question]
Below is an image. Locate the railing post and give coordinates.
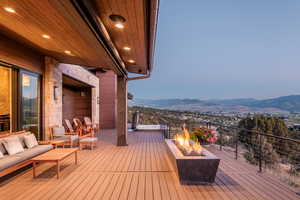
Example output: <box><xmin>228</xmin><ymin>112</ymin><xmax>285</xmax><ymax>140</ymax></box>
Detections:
<box><xmin>235</xmin><ymin>130</ymin><xmax>238</xmax><ymax>160</ymax></box>
<box><xmin>219</xmin><ymin>129</ymin><xmax>223</xmax><ymax>151</ymax></box>
<box><xmin>258</xmin><ymin>135</ymin><xmax>262</xmax><ymax>173</ymax></box>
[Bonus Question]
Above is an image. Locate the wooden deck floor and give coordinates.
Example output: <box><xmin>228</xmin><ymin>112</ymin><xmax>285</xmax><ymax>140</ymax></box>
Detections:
<box><xmin>0</xmin><ymin>130</ymin><xmax>299</xmax><ymax>200</ymax></box>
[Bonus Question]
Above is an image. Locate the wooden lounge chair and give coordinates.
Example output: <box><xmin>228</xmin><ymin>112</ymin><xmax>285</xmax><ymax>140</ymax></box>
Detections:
<box><xmin>83</xmin><ymin>117</ymin><xmax>99</xmax><ymax>136</ymax></box>
<box><xmin>50</xmin><ymin>125</ymin><xmax>79</xmax><ymax>147</ymax></box>
<box><xmin>73</xmin><ymin>118</ymin><xmax>86</xmax><ymax>136</ymax></box>
<box><xmin>73</xmin><ymin>118</ymin><xmax>98</xmax><ymax>150</ymax></box>
<box><xmin>64</xmin><ymin>119</ymin><xmax>79</xmax><ymax>135</ymax></box>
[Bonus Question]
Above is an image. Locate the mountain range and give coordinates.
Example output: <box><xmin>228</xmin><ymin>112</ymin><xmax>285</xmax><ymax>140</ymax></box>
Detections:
<box><xmin>129</xmin><ymin>95</ymin><xmax>300</xmax><ymax>114</ymax></box>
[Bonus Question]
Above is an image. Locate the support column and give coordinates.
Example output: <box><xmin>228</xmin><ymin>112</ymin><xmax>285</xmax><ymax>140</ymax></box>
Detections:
<box><xmin>44</xmin><ymin>57</ymin><xmax>62</xmax><ymax>140</ymax></box>
<box><xmin>117</xmin><ymin>76</ymin><xmax>128</xmax><ymax>146</ymax></box>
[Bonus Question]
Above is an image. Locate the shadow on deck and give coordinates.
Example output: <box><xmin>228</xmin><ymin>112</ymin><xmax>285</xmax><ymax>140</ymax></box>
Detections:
<box><xmin>0</xmin><ymin>129</ymin><xmax>299</xmax><ymax>200</ymax></box>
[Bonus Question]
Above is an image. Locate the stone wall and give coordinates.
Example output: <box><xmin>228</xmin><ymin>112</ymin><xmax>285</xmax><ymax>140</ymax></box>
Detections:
<box><xmin>44</xmin><ymin>57</ymin><xmax>99</xmax><ymax>139</ymax></box>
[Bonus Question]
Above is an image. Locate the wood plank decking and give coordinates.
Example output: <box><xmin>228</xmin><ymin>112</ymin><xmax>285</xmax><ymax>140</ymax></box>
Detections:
<box><xmin>0</xmin><ymin>130</ymin><xmax>299</xmax><ymax>200</ymax></box>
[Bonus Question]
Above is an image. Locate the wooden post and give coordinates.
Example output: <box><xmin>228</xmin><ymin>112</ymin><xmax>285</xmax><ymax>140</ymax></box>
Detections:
<box><xmin>117</xmin><ymin>76</ymin><xmax>128</xmax><ymax>146</ymax></box>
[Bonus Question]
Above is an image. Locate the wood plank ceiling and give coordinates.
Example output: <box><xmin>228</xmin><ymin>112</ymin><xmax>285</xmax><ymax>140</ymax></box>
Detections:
<box><xmin>91</xmin><ymin>0</ymin><xmax>152</xmax><ymax>74</ymax></box>
<box><xmin>0</xmin><ymin>0</ymin><xmax>117</xmax><ymax>71</ymax></box>
<box><xmin>0</xmin><ymin>0</ymin><xmax>158</xmax><ymax>75</ymax></box>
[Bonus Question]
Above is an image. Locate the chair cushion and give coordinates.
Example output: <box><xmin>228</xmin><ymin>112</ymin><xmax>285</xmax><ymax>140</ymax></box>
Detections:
<box><xmin>3</xmin><ymin>136</ymin><xmax>25</xmax><ymax>155</ymax></box>
<box><xmin>24</xmin><ymin>134</ymin><xmax>38</xmax><ymax>148</ymax></box>
<box><xmin>0</xmin><ymin>155</ymin><xmax>24</xmax><ymax>171</ymax></box>
<box><xmin>80</xmin><ymin>137</ymin><xmax>98</xmax><ymax>142</ymax></box>
<box><xmin>54</xmin><ymin>135</ymin><xmax>79</xmax><ymax>142</ymax></box>
<box><xmin>15</xmin><ymin>145</ymin><xmax>53</xmax><ymax>162</ymax></box>
<box><xmin>52</xmin><ymin>126</ymin><xmax>65</xmax><ymax>136</ymax></box>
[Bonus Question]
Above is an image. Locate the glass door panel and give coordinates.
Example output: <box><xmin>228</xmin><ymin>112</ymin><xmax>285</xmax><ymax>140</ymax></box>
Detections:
<box><xmin>0</xmin><ymin>66</ymin><xmax>11</xmax><ymax>134</ymax></box>
<box><xmin>21</xmin><ymin>71</ymin><xmax>41</xmax><ymax>139</ymax></box>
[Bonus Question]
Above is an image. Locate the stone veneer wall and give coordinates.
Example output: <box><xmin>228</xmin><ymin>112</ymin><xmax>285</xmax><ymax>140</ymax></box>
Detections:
<box><xmin>44</xmin><ymin>57</ymin><xmax>99</xmax><ymax>139</ymax></box>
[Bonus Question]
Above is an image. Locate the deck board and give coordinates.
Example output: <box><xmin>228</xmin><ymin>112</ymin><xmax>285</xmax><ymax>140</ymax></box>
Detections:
<box><xmin>0</xmin><ymin>129</ymin><xmax>299</xmax><ymax>200</ymax></box>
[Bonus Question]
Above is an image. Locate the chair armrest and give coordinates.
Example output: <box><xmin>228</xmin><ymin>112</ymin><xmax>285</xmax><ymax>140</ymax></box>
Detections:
<box><xmin>38</xmin><ymin>141</ymin><xmax>50</xmax><ymax>145</ymax></box>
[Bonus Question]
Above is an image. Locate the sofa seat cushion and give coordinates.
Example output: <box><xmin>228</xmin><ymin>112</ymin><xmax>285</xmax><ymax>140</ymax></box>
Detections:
<box><xmin>80</xmin><ymin>137</ymin><xmax>98</xmax><ymax>143</ymax></box>
<box><xmin>15</xmin><ymin>145</ymin><xmax>53</xmax><ymax>162</ymax></box>
<box><xmin>0</xmin><ymin>155</ymin><xmax>24</xmax><ymax>171</ymax></box>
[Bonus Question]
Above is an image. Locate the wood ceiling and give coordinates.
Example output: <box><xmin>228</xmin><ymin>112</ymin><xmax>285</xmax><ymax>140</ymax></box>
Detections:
<box><xmin>93</xmin><ymin>0</ymin><xmax>147</xmax><ymax>74</ymax></box>
<box><xmin>0</xmin><ymin>0</ymin><xmax>116</xmax><ymax>71</ymax></box>
<box><xmin>92</xmin><ymin>0</ymin><xmax>158</xmax><ymax>74</ymax></box>
<box><xmin>0</xmin><ymin>0</ymin><xmax>159</xmax><ymax>76</ymax></box>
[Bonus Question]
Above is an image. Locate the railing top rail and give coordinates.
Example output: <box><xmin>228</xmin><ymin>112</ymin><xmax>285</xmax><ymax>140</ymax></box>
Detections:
<box><xmin>176</xmin><ymin>121</ymin><xmax>300</xmax><ymax>144</ymax></box>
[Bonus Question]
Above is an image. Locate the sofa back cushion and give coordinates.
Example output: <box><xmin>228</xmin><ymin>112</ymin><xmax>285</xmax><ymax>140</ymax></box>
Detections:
<box><xmin>16</xmin><ymin>132</ymin><xmax>31</xmax><ymax>148</ymax></box>
<box><xmin>24</xmin><ymin>134</ymin><xmax>38</xmax><ymax>148</ymax></box>
<box><xmin>3</xmin><ymin>136</ymin><xmax>25</xmax><ymax>155</ymax></box>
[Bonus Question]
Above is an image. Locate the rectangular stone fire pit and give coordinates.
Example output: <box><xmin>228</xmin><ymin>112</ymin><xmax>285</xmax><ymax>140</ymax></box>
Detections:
<box><xmin>165</xmin><ymin>139</ymin><xmax>220</xmax><ymax>185</ymax></box>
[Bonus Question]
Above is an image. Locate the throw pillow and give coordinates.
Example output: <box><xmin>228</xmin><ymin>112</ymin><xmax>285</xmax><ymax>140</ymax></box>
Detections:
<box><xmin>3</xmin><ymin>136</ymin><xmax>25</xmax><ymax>155</ymax></box>
<box><xmin>17</xmin><ymin>132</ymin><xmax>31</xmax><ymax>148</ymax></box>
<box><xmin>0</xmin><ymin>140</ymin><xmax>7</xmax><ymax>155</ymax></box>
<box><xmin>24</xmin><ymin>134</ymin><xmax>38</xmax><ymax>148</ymax></box>
<box><xmin>0</xmin><ymin>150</ymin><xmax>3</xmax><ymax>158</ymax></box>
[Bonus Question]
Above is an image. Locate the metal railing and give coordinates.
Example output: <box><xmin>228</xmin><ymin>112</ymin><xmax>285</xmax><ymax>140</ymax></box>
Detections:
<box><xmin>164</xmin><ymin>121</ymin><xmax>300</xmax><ymax>189</ymax></box>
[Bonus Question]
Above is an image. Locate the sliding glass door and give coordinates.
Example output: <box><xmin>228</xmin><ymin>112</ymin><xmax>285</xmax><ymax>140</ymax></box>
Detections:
<box><xmin>20</xmin><ymin>71</ymin><xmax>41</xmax><ymax>139</ymax></box>
<box><xmin>0</xmin><ymin>65</ymin><xmax>11</xmax><ymax>134</ymax></box>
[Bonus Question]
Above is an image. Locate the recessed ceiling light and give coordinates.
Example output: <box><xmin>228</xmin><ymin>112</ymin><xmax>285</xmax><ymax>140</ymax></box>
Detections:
<box><xmin>4</xmin><ymin>7</ymin><xmax>16</xmax><ymax>13</ymax></box>
<box><xmin>115</xmin><ymin>23</ymin><xmax>124</xmax><ymax>29</ymax></box>
<box><xmin>123</xmin><ymin>46</ymin><xmax>131</xmax><ymax>51</ymax></box>
<box><xmin>64</xmin><ymin>50</ymin><xmax>72</xmax><ymax>55</ymax></box>
<box><xmin>42</xmin><ymin>34</ymin><xmax>50</xmax><ymax>39</ymax></box>
<box><xmin>128</xmin><ymin>59</ymin><xmax>135</xmax><ymax>63</ymax></box>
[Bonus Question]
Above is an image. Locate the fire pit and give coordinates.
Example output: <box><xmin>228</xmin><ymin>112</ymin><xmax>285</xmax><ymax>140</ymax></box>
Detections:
<box><xmin>165</xmin><ymin>126</ymin><xmax>220</xmax><ymax>185</ymax></box>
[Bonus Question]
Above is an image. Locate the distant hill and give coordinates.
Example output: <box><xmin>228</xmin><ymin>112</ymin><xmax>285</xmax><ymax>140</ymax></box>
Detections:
<box><xmin>130</xmin><ymin>98</ymin><xmax>216</xmax><ymax>108</ymax></box>
<box><xmin>208</xmin><ymin>98</ymin><xmax>257</xmax><ymax>105</ymax></box>
<box><xmin>243</xmin><ymin>95</ymin><xmax>300</xmax><ymax>112</ymax></box>
<box><xmin>130</xmin><ymin>95</ymin><xmax>300</xmax><ymax>113</ymax></box>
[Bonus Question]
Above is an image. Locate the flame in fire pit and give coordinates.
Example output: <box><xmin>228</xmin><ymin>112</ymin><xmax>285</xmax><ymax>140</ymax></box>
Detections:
<box><xmin>174</xmin><ymin>126</ymin><xmax>203</xmax><ymax>156</ymax></box>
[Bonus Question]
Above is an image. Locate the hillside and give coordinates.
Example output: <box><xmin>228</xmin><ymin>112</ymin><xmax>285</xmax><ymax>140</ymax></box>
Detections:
<box><xmin>130</xmin><ymin>95</ymin><xmax>300</xmax><ymax>113</ymax></box>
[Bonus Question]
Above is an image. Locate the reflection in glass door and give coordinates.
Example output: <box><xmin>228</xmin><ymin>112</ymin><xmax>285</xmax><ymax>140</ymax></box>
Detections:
<box><xmin>21</xmin><ymin>71</ymin><xmax>41</xmax><ymax>139</ymax></box>
<box><xmin>0</xmin><ymin>66</ymin><xmax>11</xmax><ymax>134</ymax></box>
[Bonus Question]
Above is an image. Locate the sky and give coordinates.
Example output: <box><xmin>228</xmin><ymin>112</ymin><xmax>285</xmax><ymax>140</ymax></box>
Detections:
<box><xmin>128</xmin><ymin>0</ymin><xmax>300</xmax><ymax>100</ymax></box>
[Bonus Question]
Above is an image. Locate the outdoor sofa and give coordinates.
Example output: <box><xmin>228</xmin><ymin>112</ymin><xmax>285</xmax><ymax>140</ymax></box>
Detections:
<box><xmin>0</xmin><ymin>131</ymin><xmax>53</xmax><ymax>177</ymax></box>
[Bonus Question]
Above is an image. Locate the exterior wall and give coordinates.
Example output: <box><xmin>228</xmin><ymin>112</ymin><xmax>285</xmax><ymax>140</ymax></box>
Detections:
<box><xmin>0</xmin><ymin>34</ymin><xmax>43</xmax><ymax>74</ymax></box>
<box><xmin>96</xmin><ymin>71</ymin><xmax>117</xmax><ymax>129</ymax></box>
<box><xmin>44</xmin><ymin>60</ymin><xmax>99</xmax><ymax>139</ymax></box>
<box><xmin>59</xmin><ymin>64</ymin><xmax>99</xmax><ymax>124</ymax></box>
<box><xmin>62</xmin><ymin>87</ymin><xmax>92</xmax><ymax>121</ymax></box>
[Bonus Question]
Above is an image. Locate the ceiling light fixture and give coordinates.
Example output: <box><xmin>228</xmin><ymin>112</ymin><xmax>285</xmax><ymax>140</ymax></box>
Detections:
<box><xmin>42</xmin><ymin>34</ymin><xmax>51</xmax><ymax>39</ymax></box>
<box><xmin>128</xmin><ymin>59</ymin><xmax>135</xmax><ymax>64</ymax></box>
<box><xmin>109</xmin><ymin>14</ymin><xmax>126</xmax><ymax>29</ymax></box>
<box><xmin>64</xmin><ymin>50</ymin><xmax>72</xmax><ymax>55</ymax></box>
<box><xmin>114</xmin><ymin>23</ymin><xmax>124</xmax><ymax>29</ymax></box>
<box><xmin>4</xmin><ymin>7</ymin><xmax>16</xmax><ymax>13</ymax></box>
<box><xmin>123</xmin><ymin>46</ymin><xmax>131</xmax><ymax>51</ymax></box>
